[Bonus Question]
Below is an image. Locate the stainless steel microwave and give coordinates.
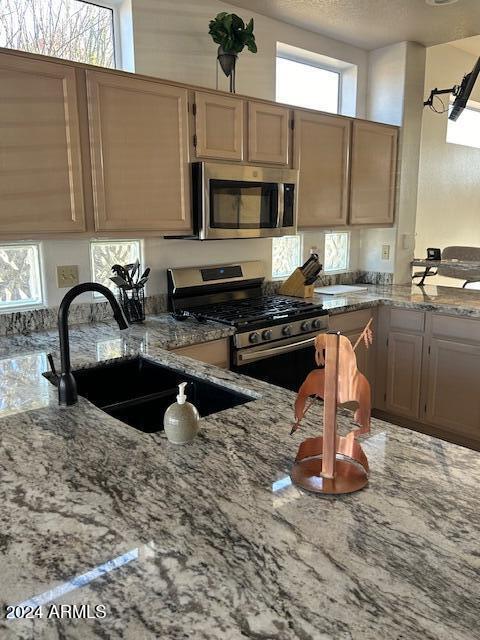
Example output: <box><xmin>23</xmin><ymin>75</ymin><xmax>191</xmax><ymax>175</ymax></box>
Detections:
<box><xmin>192</xmin><ymin>162</ymin><xmax>298</xmax><ymax>240</ymax></box>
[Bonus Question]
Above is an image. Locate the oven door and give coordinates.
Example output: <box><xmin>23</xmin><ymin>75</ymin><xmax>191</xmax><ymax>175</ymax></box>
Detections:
<box><xmin>194</xmin><ymin>162</ymin><xmax>297</xmax><ymax>239</ymax></box>
<box><xmin>232</xmin><ymin>333</ymin><xmax>325</xmax><ymax>392</ymax></box>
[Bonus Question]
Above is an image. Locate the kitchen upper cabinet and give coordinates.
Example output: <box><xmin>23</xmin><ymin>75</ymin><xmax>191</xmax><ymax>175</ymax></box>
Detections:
<box><xmin>87</xmin><ymin>71</ymin><xmax>191</xmax><ymax>232</ymax></box>
<box><xmin>194</xmin><ymin>92</ymin><xmax>244</xmax><ymax>161</ymax></box>
<box><xmin>0</xmin><ymin>53</ymin><xmax>85</xmax><ymax>234</ymax></box>
<box><xmin>424</xmin><ymin>315</ymin><xmax>480</xmax><ymax>440</ymax></box>
<box><xmin>294</xmin><ymin>111</ymin><xmax>350</xmax><ymax>228</ymax></box>
<box><xmin>384</xmin><ymin>331</ymin><xmax>423</xmax><ymax>419</ymax></box>
<box><xmin>349</xmin><ymin>121</ymin><xmax>398</xmax><ymax>225</ymax></box>
<box><xmin>247</xmin><ymin>102</ymin><xmax>290</xmax><ymax>165</ymax></box>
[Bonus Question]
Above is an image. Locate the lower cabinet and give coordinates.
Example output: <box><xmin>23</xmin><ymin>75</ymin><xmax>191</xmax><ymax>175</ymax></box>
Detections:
<box><xmin>377</xmin><ymin>307</ymin><xmax>480</xmax><ymax>448</ymax></box>
<box><xmin>384</xmin><ymin>331</ymin><xmax>423</xmax><ymax>419</ymax></box>
<box><xmin>329</xmin><ymin>308</ymin><xmax>376</xmax><ymax>393</ymax></box>
<box><xmin>170</xmin><ymin>338</ymin><xmax>230</xmax><ymax>369</ymax></box>
<box><xmin>423</xmin><ymin>321</ymin><xmax>480</xmax><ymax>441</ymax></box>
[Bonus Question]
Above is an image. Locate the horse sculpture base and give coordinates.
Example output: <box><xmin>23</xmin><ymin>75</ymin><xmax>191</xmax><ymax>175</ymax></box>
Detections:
<box><xmin>291</xmin><ymin>435</ymin><xmax>368</xmax><ymax>495</ymax></box>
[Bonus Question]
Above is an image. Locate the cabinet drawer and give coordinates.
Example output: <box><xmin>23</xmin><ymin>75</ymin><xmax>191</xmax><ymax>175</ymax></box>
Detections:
<box><xmin>389</xmin><ymin>308</ymin><xmax>425</xmax><ymax>333</ymax></box>
<box><xmin>431</xmin><ymin>314</ymin><xmax>480</xmax><ymax>344</ymax></box>
<box><xmin>329</xmin><ymin>308</ymin><xmax>374</xmax><ymax>333</ymax></box>
<box><xmin>171</xmin><ymin>338</ymin><xmax>230</xmax><ymax>369</ymax></box>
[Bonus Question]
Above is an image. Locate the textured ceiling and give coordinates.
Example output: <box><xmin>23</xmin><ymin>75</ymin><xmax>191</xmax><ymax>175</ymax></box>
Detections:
<box><xmin>450</xmin><ymin>34</ymin><xmax>480</xmax><ymax>55</ymax></box>
<box><xmin>227</xmin><ymin>0</ymin><xmax>480</xmax><ymax>50</ymax></box>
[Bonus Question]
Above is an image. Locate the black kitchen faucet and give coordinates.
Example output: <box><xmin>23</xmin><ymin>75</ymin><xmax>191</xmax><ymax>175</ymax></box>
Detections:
<box><xmin>55</xmin><ymin>283</ymin><xmax>129</xmax><ymax>406</ymax></box>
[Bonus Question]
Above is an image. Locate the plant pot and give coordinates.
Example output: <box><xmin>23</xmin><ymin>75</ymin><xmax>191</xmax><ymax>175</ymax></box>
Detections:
<box><xmin>217</xmin><ymin>46</ymin><xmax>237</xmax><ymax>77</ymax></box>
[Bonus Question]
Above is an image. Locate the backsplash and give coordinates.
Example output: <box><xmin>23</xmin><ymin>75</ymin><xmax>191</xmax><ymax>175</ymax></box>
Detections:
<box><xmin>0</xmin><ymin>271</ymin><xmax>392</xmax><ymax>336</ymax></box>
<box><xmin>0</xmin><ymin>295</ymin><xmax>168</xmax><ymax>337</ymax></box>
<box><xmin>264</xmin><ymin>270</ymin><xmax>393</xmax><ymax>295</ymax></box>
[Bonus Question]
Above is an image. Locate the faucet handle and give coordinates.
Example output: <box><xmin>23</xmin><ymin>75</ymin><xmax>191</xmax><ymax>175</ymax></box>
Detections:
<box><xmin>47</xmin><ymin>353</ymin><xmax>58</xmax><ymax>378</ymax></box>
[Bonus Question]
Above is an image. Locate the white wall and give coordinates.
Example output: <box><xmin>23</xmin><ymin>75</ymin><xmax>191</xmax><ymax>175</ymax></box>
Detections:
<box><xmin>415</xmin><ymin>42</ymin><xmax>480</xmax><ymax>286</ymax></box>
<box><xmin>39</xmin><ymin>237</ymin><xmax>272</xmax><ymax>307</ymax></box>
<box><xmin>362</xmin><ymin>41</ymin><xmax>426</xmax><ymax>283</ymax></box>
<box><xmin>130</xmin><ymin>0</ymin><xmax>368</xmax><ymax>114</ymax></box>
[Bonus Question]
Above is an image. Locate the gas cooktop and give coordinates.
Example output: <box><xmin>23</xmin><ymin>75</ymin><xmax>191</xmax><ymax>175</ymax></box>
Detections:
<box><xmin>192</xmin><ymin>295</ymin><xmax>326</xmax><ymax>328</ymax></box>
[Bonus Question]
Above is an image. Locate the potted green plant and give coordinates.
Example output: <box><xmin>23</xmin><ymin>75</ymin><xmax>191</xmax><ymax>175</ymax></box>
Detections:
<box><xmin>208</xmin><ymin>12</ymin><xmax>257</xmax><ymax>92</ymax></box>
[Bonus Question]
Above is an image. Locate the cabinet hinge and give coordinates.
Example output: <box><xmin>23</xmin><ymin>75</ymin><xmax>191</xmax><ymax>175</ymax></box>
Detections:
<box><xmin>428</xmin><ymin>345</ymin><xmax>431</xmax><ymax>355</ymax></box>
<box><xmin>424</xmin><ymin>403</ymin><xmax>427</xmax><ymax>413</ymax></box>
<box><xmin>386</xmin><ymin>337</ymin><xmax>389</xmax><ymax>347</ymax></box>
<box><xmin>290</xmin><ymin>119</ymin><xmax>295</xmax><ymax>130</ymax></box>
<box><xmin>193</xmin><ymin>134</ymin><xmax>197</xmax><ymax>147</ymax></box>
<box><xmin>383</xmin><ymin>393</ymin><xmax>387</xmax><ymax>402</ymax></box>
<box><xmin>192</xmin><ymin>103</ymin><xmax>197</xmax><ymax>116</ymax></box>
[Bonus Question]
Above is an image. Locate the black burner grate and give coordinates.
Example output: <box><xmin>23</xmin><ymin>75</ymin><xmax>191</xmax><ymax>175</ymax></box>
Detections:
<box><xmin>192</xmin><ymin>295</ymin><xmax>325</xmax><ymax>327</ymax></box>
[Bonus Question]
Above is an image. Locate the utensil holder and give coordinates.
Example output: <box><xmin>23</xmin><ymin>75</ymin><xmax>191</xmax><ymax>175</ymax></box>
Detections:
<box><xmin>279</xmin><ymin>268</ymin><xmax>315</xmax><ymax>298</ymax></box>
<box><xmin>119</xmin><ymin>287</ymin><xmax>145</xmax><ymax>323</ymax></box>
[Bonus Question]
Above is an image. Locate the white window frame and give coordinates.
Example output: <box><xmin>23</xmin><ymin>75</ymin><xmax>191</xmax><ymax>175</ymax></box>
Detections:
<box><xmin>89</xmin><ymin>239</ymin><xmax>143</xmax><ymax>298</ymax></box>
<box><xmin>446</xmin><ymin>99</ymin><xmax>480</xmax><ymax>149</ymax></box>
<box><xmin>79</xmin><ymin>0</ymin><xmax>121</xmax><ymax>69</ymax></box>
<box><xmin>0</xmin><ymin>242</ymin><xmax>45</xmax><ymax>313</ymax></box>
<box><xmin>323</xmin><ymin>231</ymin><xmax>350</xmax><ymax>274</ymax></box>
<box><xmin>276</xmin><ymin>55</ymin><xmax>341</xmax><ymax>114</ymax></box>
<box><xmin>85</xmin><ymin>0</ymin><xmax>134</xmax><ymax>71</ymax></box>
<box><xmin>276</xmin><ymin>42</ymin><xmax>358</xmax><ymax>117</ymax></box>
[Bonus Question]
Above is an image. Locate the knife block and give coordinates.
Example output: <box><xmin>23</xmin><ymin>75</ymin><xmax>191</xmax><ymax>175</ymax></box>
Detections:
<box><xmin>279</xmin><ymin>268</ymin><xmax>315</xmax><ymax>298</ymax></box>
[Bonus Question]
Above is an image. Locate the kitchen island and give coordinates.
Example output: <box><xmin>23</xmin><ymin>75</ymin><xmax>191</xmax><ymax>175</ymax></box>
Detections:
<box><xmin>0</xmin><ymin>309</ymin><xmax>479</xmax><ymax>640</ymax></box>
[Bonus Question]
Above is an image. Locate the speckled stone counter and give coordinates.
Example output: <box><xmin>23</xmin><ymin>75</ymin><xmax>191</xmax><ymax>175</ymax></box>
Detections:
<box><xmin>313</xmin><ymin>283</ymin><xmax>480</xmax><ymax>318</ymax></box>
<box><xmin>0</xmin><ymin>313</ymin><xmax>479</xmax><ymax>640</ymax></box>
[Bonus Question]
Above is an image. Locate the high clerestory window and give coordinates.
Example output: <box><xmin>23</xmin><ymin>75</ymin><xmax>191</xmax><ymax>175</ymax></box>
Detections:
<box><xmin>276</xmin><ymin>56</ymin><xmax>340</xmax><ymax>113</ymax></box>
<box><xmin>0</xmin><ymin>0</ymin><xmax>117</xmax><ymax>68</ymax></box>
<box><xmin>447</xmin><ymin>100</ymin><xmax>480</xmax><ymax>149</ymax></box>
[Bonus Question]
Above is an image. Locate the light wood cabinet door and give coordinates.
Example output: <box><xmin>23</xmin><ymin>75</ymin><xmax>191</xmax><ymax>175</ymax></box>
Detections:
<box><xmin>87</xmin><ymin>71</ymin><xmax>191</xmax><ymax>232</ymax></box>
<box><xmin>294</xmin><ymin>111</ymin><xmax>350</xmax><ymax>227</ymax></box>
<box><xmin>350</xmin><ymin>121</ymin><xmax>397</xmax><ymax>225</ymax></box>
<box><xmin>248</xmin><ymin>102</ymin><xmax>290</xmax><ymax>165</ymax></box>
<box><xmin>384</xmin><ymin>331</ymin><xmax>423</xmax><ymax>419</ymax></box>
<box><xmin>0</xmin><ymin>53</ymin><xmax>85</xmax><ymax>234</ymax></box>
<box><xmin>424</xmin><ymin>338</ymin><xmax>480</xmax><ymax>439</ymax></box>
<box><xmin>194</xmin><ymin>92</ymin><xmax>244</xmax><ymax>161</ymax></box>
<box><xmin>329</xmin><ymin>309</ymin><xmax>376</xmax><ymax>391</ymax></box>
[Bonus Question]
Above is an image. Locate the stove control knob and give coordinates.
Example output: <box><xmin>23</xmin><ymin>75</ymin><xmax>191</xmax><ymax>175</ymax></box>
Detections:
<box><xmin>282</xmin><ymin>325</ymin><xmax>292</xmax><ymax>337</ymax></box>
<box><xmin>262</xmin><ymin>329</ymin><xmax>272</xmax><ymax>341</ymax></box>
<box><xmin>300</xmin><ymin>321</ymin><xmax>311</xmax><ymax>332</ymax></box>
<box><xmin>249</xmin><ymin>332</ymin><xmax>260</xmax><ymax>344</ymax></box>
<box><xmin>311</xmin><ymin>318</ymin><xmax>322</xmax><ymax>330</ymax></box>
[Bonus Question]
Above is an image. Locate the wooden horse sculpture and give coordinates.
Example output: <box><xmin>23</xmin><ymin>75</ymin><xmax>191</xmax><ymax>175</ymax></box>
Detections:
<box><xmin>290</xmin><ymin>320</ymin><xmax>373</xmax><ymax>495</ymax></box>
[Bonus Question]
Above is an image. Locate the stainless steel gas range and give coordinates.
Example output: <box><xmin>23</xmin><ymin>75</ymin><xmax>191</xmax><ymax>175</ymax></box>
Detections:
<box><xmin>167</xmin><ymin>261</ymin><xmax>328</xmax><ymax>391</ymax></box>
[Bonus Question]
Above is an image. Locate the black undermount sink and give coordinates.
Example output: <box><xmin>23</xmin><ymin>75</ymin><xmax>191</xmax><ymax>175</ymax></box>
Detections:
<box><xmin>44</xmin><ymin>356</ymin><xmax>252</xmax><ymax>433</ymax></box>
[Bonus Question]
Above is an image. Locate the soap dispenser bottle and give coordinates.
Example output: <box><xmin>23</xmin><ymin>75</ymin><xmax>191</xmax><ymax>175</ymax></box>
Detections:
<box><xmin>163</xmin><ymin>382</ymin><xmax>200</xmax><ymax>444</ymax></box>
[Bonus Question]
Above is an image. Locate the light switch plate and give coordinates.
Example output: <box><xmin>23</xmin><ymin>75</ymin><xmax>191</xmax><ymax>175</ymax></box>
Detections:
<box><xmin>57</xmin><ymin>265</ymin><xmax>79</xmax><ymax>288</ymax></box>
<box><xmin>381</xmin><ymin>245</ymin><xmax>390</xmax><ymax>260</ymax></box>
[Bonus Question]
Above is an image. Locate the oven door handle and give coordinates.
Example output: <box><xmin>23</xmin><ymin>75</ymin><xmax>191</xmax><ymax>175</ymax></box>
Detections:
<box><xmin>236</xmin><ymin>335</ymin><xmax>319</xmax><ymax>365</ymax></box>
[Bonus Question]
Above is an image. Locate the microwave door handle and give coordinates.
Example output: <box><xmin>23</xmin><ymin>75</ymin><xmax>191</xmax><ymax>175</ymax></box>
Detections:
<box><xmin>236</xmin><ymin>335</ymin><xmax>321</xmax><ymax>365</ymax></box>
<box><xmin>277</xmin><ymin>183</ymin><xmax>284</xmax><ymax>229</ymax></box>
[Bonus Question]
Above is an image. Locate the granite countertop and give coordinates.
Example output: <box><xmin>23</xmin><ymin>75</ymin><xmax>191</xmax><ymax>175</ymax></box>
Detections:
<box><xmin>412</xmin><ymin>258</ymin><xmax>480</xmax><ymax>271</ymax></box>
<box><xmin>312</xmin><ymin>283</ymin><xmax>480</xmax><ymax>318</ymax></box>
<box><xmin>0</xmin><ymin>308</ymin><xmax>480</xmax><ymax>640</ymax></box>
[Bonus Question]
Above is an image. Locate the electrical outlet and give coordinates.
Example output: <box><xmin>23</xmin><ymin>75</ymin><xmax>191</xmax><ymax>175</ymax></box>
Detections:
<box><xmin>381</xmin><ymin>245</ymin><xmax>390</xmax><ymax>261</ymax></box>
<box><xmin>57</xmin><ymin>265</ymin><xmax>79</xmax><ymax>288</ymax></box>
